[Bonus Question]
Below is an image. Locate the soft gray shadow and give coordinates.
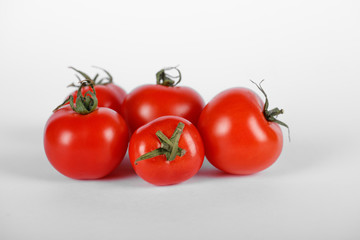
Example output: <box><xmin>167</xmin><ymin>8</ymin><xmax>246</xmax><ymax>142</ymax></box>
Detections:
<box><xmin>194</xmin><ymin>135</ymin><xmax>351</xmax><ymax>179</ymax></box>
<box><xmin>101</xmin><ymin>155</ymin><xmax>137</xmax><ymax>181</ymax></box>
<box><xmin>194</xmin><ymin>160</ymin><xmax>260</xmax><ymax>180</ymax></box>
<box><xmin>268</xmin><ymin>137</ymin><xmax>346</xmax><ymax>176</ymax></box>
<box><xmin>0</xmin><ymin>125</ymin><xmax>60</xmax><ymax>181</ymax></box>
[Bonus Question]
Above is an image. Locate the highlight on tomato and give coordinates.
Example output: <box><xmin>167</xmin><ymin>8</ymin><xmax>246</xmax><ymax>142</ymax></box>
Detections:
<box><xmin>197</xmin><ymin>80</ymin><xmax>289</xmax><ymax>175</ymax></box>
<box><xmin>129</xmin><ymin>116</ymin><xmax>205</xmax><ymax>186</ymax></box>
<box><xmin>44</xmin><ymin>78</ymin><xmax>129</xmax><ymax>180</ymax></box>
<box><xmin>68</xmin><ymin>66</ymin><xmax>126</xmax><ymax>115</ymax></box>
<box><xmin>122</xmin><ymin>66</ymin><xmax>205</xmax><ymax>133</ymax></box>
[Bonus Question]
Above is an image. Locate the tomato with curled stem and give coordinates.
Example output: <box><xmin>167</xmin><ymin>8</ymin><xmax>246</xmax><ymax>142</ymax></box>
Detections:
<box><xmin>197</xmin><ymin>81</ymin><xmax>289</xmax><ymax>175</ymax></box>
<box><xmin>44</xmin><ymin>78</ymin><xmax>129</xmax><ymax>179</ymax></box>
<box><xmin>129</xmin><ymin>116</ymin><xmax>205</xmax><ymax>186</ymax></box>
<box><xmin>68</xmin><ymin>67</ymin><xmax>126</xmax><ymax>115</ymax></box>
<box><xmin>122</xmin><ymin>67</ymin><xmax>204</xmax><ymax>133</ymax></box>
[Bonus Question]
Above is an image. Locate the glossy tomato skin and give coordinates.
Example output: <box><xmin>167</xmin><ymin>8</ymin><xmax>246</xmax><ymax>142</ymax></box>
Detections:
<box><xmin>71</xmin><ymin>84</ymin><xmax>126</xmax><ymax>115</ymax></box>
<box><xmin>122</xmin><ymin>85</ymin><xmax>204</xmax><ymax>133</ymax></box>
<box><xmin>198</xmin><ymin>88</ymin><xmax>283</xmax><ymax>175</ymax></box>
<box><xmin>44</xmin><ymin>106</ymin><xmax>129</xmax><ymax>179</ymax></box>
<box><xmin>129</xmin><ymin>116</ymin><xmax>205</xmax><ymax>186</ymax></box>
<box><xmin>107</xmin><ymin>83</ymin><xmax>127</xmax><ymax>104</ymax></box>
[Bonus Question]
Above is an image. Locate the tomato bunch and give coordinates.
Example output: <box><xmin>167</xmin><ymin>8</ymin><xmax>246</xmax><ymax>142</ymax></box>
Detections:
<box><xmin>44</xmin><ymin>66</ymin><xmax>289</xmax><ymax>185</ymax></box>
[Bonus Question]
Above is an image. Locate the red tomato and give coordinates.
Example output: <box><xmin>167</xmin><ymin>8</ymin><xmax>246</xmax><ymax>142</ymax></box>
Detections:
<box><xmin>122</xmin><ymin>67</ymin><xmax>204</xmax><ymax>133</ymax></box>
<box><xmin>68</xmin><ymin>67</ymin><xmax>126</xmax><ymax>115</ymax></box>
<box><xmin>129</xmin><ymin>116</ymin><xmax>204</xmax><ymax>186</ymax></box>
<box><xmin>197</xmin><ymin>81</ymin><xmax>288</xmax><ymax>175</ymax></box>
<box><xmin>107</xmin><ymin>83</ymin><xmax>127</xmax><ymax>103</ymax></box>
<box><xmin>44</xmin><ymin>80</ymin><xmax>129</xmax><ymax>179</ymax></box>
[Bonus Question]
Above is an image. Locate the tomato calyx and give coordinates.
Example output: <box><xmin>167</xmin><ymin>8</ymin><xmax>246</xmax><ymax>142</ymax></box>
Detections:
<box><xmin>67</xmin><ymin>66</ymin><xmax>114</xmax><ymax>88</ymax></box>
<box><xmin>156</xmin><ymin>66</ymin><xmax>182</xmax><ymax>87</ymax></box>
<box><xmin>135</xmin><ymin>122</ymin><xmax>187</xmax><ymax>165</ymax></box>
<box><xmin>251</xmin><ymin>80</ymin><xmax>291</xmax><ymax>140</ymax></box>
<box><xmin>92</xmin><ymin>66</ymin><xmax>114</xmax><ymax>85</ymax></box>
<box><xmin>54</xmin><ymin>74</ymin><xmax>98</xmax><ymax>115</ymax></box>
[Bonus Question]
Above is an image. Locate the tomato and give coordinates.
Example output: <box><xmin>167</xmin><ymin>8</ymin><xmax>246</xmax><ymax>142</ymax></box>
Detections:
<box><xmin>129</xmin><ymin>116</ymin><xmax>204</xmax><ymax>186</ymax></box>
<box><xmin>68</xmin><ymin>67</ymin><xmax>126</xmax><ymax>115</ymax></box>
<box><xmin>107</xmin><ymin>83</ymin><xmax>127</xmax><ymax>103</ymax></box>
<box><xmin>122</xmin><ymin>67</ymin><xmax>204</xmax><ymax>133</ymax></box>
<box><xmin>44</xmin><ymin>80</ymin><xmax>129</xmax><ymax>179</ymax></box>
<box><xmin>197</xmin><ymin>81</ymin><xmax>288</xmax><ymax>175</ymax></box>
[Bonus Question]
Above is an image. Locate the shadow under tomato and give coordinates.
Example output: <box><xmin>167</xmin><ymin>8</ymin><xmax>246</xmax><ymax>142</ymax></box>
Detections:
<box><xmin>194</xmin><ymin>160</ymin><xmax>255</xmax><ymax>179</ymax></box>
<box><xmin>191</xmin><ymin>157</ymin><xmax>281</xmax><ymax>183</ymax></box>
<box><xmin>101</xmin><ymin>155</ymin><xmax>137</xmax><ymax>181</ymax></box>
<box><xmin>196</xmin><ymin>133</ymin><xmax>351</xmax><ymax>180</ymax></box>
<box><xmin>264</xmin><ymin>135</ymin><xmax>344</xmax><ymax>177</ymax></box>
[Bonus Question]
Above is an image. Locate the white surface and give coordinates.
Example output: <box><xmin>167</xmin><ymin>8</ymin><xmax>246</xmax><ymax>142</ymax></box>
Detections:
<box><xmin>1</xmin><ymin>0</ymin><xmax>360</xmax><ymax>239</ymax></box>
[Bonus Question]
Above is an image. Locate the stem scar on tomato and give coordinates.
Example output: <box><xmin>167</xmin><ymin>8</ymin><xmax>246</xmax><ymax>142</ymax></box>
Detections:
<box><xmin>251</xmin><ymin>80</ymin><xmax>290</xmax><ymax>141</ymax></box>
<box><xmin>135</xmin><ymin>122</ymin><xmax>187</xmax><ymax>165</ymax></box>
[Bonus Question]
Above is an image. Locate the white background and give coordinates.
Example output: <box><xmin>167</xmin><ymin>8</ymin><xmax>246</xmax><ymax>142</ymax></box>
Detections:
<box><xmin>1</xmin><ymin>0</ymin><xmax>360</xmax><ymax>239</ymax></box>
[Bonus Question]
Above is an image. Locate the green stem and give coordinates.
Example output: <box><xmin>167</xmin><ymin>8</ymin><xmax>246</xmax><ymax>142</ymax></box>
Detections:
<box><xmin>135</xmin><ymin>122</ymin><xmax>187</xmax><ymax>165</ymax></box>
<box><xmin>53</xmin><ymin>77</ymin><xmax>98</xmax><ymax>115</ymax></box>
<box><xmin>251</xmin><ymin>80</ymin><xmax>291</xmax><ymax>141</ymax></box>
<box><xmin>168</xmin><ymin>123</ymin><xmax>183</xmax><ymax>161</ymax></box>
<box><xmin>67</xmin><ymin>66</ymin><xmax>114</xmax><ymax>88</ymax></box>
<box><xmin>156</xmin><ymin>66</ymin><xmax>182</xmax><ymax>87</ymax></box>
<box><xmin>156</xmin><ymin>131</ymin><xmax>175</xmax><ymax>146</ymax></box>
<box><xmin>69</xmin><ymin>67</ymin><xmax>92</xmax><ymax>81</ymax></box>
<box><xmin>92</xmin><ymin>66</ymin><xmax>113</xmax><ymax>85</ymax></box>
